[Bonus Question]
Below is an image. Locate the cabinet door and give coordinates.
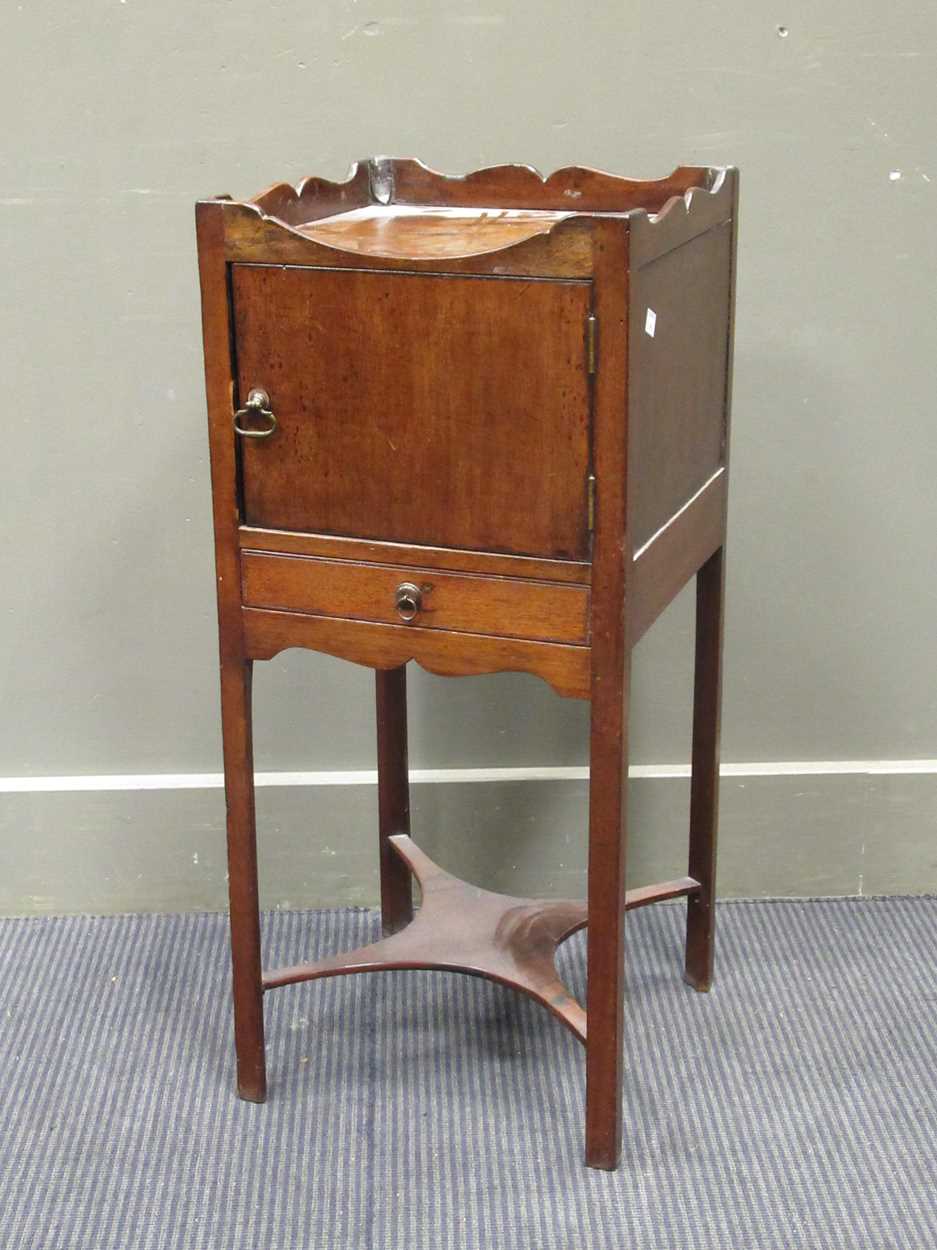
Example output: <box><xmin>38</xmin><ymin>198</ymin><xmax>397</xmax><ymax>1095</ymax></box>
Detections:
<box><xmin>231</xmin><ymin>265</ymin><xmax>593</xmax><ymax>561</ymax></box>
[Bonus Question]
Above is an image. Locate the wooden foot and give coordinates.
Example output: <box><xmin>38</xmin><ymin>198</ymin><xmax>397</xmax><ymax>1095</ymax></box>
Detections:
<box><xmin>685</xmin><ymin>546</ymin><xmax>724</xmax><ymax>993</ymax></box>
<box><xmin>375</xmin><ymin>667</ymin><xmax>414</xmax><ymax>935</ymax></box>
<box><xmin>220</xmin><ymin>657</ymin><xmax>267</xmax><ymax>1102</ymax></box>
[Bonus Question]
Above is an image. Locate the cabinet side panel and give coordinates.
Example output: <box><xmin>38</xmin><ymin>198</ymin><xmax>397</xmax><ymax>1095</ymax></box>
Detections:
<box><xmin>628</xmin><ymin>222</ymin><xmax>732</xmax><ymax>551</ymax></box>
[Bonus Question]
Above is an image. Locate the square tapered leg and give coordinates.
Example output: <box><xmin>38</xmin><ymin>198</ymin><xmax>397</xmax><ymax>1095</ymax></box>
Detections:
<box><xmin>584</xmin><ymin>651</ymin><xmax>631</xmax><ymax>1170</ymax></box>
<box><xmin>685</xmin><ymin>546</ymin><xmax>725</xmax><ymax>992</ymax></box>
<box><xmin>375</xmin><ymin>666</ymin><xmax>414</xmax><ymax>936</ymax></box>
<box><xmin>219</xmin><ymin>656</ymin><xmax>267</xmax><ymax>1101</ymax></box>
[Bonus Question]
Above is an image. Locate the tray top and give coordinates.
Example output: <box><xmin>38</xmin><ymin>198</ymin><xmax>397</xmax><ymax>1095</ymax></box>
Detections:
<box><xmin>218</xmin><ymin>158</ymin><xmax>731</xmax><ymax>261</ymax></box>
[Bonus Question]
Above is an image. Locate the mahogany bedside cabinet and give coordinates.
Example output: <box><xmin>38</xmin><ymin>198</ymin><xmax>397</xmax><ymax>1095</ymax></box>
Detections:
<box><xmin>195</xmin><ymin>157</ymin><xmax>738</xmax><ymax>1171</ymax></box>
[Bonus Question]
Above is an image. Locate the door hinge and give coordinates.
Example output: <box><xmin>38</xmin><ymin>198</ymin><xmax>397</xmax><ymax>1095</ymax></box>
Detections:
<box><xmin>587</xmin><ymin>472</ymin><xmax>596</xmax><ymax>532</ymax></box>
<box><xmin>586</xmin><ymin>313</ymin><xmax>598</xmax><ymax>375</ymax></box>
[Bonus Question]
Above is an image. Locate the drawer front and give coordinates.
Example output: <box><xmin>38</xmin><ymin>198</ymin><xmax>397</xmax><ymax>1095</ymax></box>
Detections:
<box><xmin>241</xmin><ymin>552</ymin><xmax>589</xmax><ymax>646</ymax></box>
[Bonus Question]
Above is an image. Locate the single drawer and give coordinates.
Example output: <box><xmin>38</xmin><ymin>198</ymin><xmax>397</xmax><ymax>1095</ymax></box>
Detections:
<box><xmin>241</xmin><ymin>552</ymin><xmax>589</xmax><ymax>645</ymax></box>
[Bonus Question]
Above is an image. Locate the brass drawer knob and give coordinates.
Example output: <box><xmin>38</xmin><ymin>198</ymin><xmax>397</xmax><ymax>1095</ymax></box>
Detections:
<box><xmin>394</xmin><ymin>582</ymin><xmax>422</xmax><ymax>623</ymax></box>
<box><xmin>233</xmin><ymin>388</ymin><xmax>278</xmax><ymax>439</ymax></box>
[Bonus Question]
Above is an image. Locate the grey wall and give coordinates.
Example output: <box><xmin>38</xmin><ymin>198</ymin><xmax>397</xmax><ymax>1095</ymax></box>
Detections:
<box><xmin>1</xmin><ymin>2</ymin><xmax>935</xmax><ymax>914</ymax></box>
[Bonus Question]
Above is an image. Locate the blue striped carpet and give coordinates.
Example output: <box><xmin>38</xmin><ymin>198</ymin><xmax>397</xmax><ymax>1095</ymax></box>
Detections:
<box><xmin>1</xmin><ymin>897</ymin><xmax>935</xmax><ymax>1248</ymax></box>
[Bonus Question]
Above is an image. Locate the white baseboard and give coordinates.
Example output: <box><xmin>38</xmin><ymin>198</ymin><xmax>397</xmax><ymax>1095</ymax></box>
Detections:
<box><xmin>1</xmin><ymin>759</ymin><xmax>936</xmax><ymax>793</ymax></box>
<box><xmin>2</xmin><ymin>763</ymin><xmax>935</xmax><ymax>912</ymax></box>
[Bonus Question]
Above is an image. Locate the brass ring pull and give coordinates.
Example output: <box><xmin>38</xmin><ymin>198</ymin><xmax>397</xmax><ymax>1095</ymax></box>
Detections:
<box><xmin>395</xmin><ymin>582</ymin><xmax>422</xmax><ymax>623</ymax></box>
<box><xmin>233</xmin><ymin>389</ymin><xmax>277</xmax><ymax>439</ymax></box>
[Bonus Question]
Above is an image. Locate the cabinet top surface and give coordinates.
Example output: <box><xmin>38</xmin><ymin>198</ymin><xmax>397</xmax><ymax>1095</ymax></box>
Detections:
<box><xmin>206</xmin><ymin>157</ymin><xmax>733</xmax><ymax>261</ymax></box>
<box><xmin>296</xmin><ymin>205</ymin><xmax>578</xmax><ymax>260</ymax></box>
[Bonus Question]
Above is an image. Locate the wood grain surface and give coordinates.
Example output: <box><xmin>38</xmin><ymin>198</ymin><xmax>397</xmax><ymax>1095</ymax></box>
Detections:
<box><xmin>232</xmin><ymin>264</ymin><xmax>593</xmax><ymax>559</ymax></box>
<box><xmin>241</xmin><ymin>552</ymin><xmax>590</xmax><ymax>645</ymax></box>
<box><xmin>238</xmin><ymin>526</ymin><xmax>591</xmax><ymax>585</ymax></box>
<box><xmin>241</xmin><ymin>606</ymin><xmax>591</xmax><ymax>699</ymax></box>
<box><xmin>628</xmin><ymin>220</ymin><xmax>732</xmax><ymax>550</ymax></box>
<box><xmin>299</xmin><ymin>205</ymin><xmax>574</xmax><ymax>260</ymax></box>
